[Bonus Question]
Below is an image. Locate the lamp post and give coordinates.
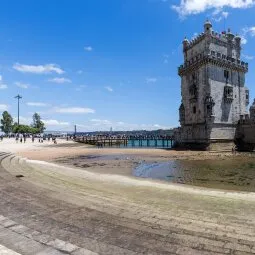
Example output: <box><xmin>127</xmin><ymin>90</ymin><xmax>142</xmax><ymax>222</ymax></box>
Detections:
<box><xmin>14</xmin><ymin>94</ymin><xmax>22</xmax><ymax>126</ymax></box>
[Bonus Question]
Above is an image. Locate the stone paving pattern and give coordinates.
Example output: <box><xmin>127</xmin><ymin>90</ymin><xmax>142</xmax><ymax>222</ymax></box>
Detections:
<box><xmin>0</xmin><ymin>151</ymin><xmax>255</xmax><ymax>254</ymax></box>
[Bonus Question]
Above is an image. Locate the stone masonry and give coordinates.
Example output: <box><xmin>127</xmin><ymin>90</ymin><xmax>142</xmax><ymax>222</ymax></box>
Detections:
<box><xmin>175</xmin><ymin>20</ymin><xmax>249</xmax><ymax>149</ymax></box>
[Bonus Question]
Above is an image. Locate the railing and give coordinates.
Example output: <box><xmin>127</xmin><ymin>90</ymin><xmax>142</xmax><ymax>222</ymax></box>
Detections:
<box><xmin>74</xmin><ymin>136</ymin><xmax>174</xmax><ymax>148</ymax></box>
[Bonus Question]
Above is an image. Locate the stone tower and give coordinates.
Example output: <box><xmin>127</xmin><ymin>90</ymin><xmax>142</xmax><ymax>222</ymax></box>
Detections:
<box><xmin>175</xmin><ymin>20</ymin><xmax>249</xmax><ymax>149</ymax></box>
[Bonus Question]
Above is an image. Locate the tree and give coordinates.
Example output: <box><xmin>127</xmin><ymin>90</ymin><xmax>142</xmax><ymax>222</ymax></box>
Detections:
<box><xmin>0</xmin><ymin>111</ymin><xmax>13</xmax><ymax>134</ymax></box>
<box><xmin>12</xmin><ymin>123</ymin><xmax>40</xmax><ymax>134</ymax></box>
<box><xmin>32</xmin><ymin>113</ymin><xmax>45</xmax><ymax>133</ymax></box>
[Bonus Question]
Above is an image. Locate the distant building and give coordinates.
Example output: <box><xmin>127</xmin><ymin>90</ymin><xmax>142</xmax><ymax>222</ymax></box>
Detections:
<box><xmin>175</xmin><ymin>20</ymin><xmax>249</xmax><ymax>150</ymax></box>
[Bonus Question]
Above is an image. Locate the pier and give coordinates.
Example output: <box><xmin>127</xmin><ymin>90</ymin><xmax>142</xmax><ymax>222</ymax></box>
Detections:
<box><xmin>75</xmin><ymin>135</ymin><xmax>174</xmax><ymax>148</ymax></box>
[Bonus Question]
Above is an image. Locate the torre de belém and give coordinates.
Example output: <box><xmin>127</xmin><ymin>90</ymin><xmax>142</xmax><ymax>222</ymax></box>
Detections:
<box><xmin>174</xmin><ymin>20</ymin><xmax>249</xmax><ymax>150</ymax></box>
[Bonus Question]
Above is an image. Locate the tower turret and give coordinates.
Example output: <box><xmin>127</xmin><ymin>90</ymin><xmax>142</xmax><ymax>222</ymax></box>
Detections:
<box><xmin>226</xmin><ymin>28</ymin><xmax>235</xmax><ymax>41</ymax></box>
<box><xmin>204</xmin><ymin>20</ymin><xmax>212</xmax><ymax>34</ymax></box>
<box><xmin>182</xmin><ymin>37</ymin><xmax>189</xmax><ymax>61</ymax></box>
<box><xmin>235</xmin><ymin>34</ymin><xmax>241</xmax><ymax>59</ymax></box>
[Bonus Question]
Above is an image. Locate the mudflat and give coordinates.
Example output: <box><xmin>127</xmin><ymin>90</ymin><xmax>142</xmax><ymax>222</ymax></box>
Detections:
<box><xmin>17</xmin><ymin>139</ymin><xmax>255</xmax><ymax>192</ymax></box>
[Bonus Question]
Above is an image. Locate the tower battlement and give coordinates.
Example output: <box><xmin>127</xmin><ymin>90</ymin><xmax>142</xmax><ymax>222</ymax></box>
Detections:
<box><xmin>174</xmin><ymin>21</ymin><xmax>250</xmax><ymax>150</ymax></box>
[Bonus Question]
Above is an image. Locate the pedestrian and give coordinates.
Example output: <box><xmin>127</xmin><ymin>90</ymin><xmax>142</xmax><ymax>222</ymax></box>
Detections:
<box><xmin>32</xmin><ymin>135</ymin><xmax>35</xmax><ymax>143</ymax></box>
<box><xmin>24</xmin><ymin>135</ymin><xmax>26</xmax><ymax>143</ymax></box>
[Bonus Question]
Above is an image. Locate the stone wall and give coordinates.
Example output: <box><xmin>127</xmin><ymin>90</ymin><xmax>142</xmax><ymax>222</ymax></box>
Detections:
<box><xmin>175</xmin><ymin>21</ymin><xmax>249</xmax><ymax>150</ymax></box>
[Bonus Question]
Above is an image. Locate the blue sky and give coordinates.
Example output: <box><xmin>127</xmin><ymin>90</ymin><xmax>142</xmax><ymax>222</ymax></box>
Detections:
<box><xmin>0</xmin><ymin>0</ymin><xmax>255</xmax><ymax>131</ymax></box>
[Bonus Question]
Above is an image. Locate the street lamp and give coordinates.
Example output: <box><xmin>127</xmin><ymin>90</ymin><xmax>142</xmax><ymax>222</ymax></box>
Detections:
<box><xmin>14</xmin><ymin>94</ymin><xmax>22</xmax><ymax>126</ymax></box>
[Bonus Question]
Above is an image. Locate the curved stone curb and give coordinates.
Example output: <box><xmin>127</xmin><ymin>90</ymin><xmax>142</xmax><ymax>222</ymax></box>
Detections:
<box><xmin>0</xmin><ymin>214</ymin><xmax>98</xmax><ymax>255</ymax></box>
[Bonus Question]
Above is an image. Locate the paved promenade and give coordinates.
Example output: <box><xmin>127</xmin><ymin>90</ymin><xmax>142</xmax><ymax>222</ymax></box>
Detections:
<box><xmin>0</xmin><ymin>244</ymin><xmax>21</xmax><ymax>255</ymax></box>
<box><xmin>0</xmin><ymin>141</ymin><xmax>255</xmax><ymax>254</ymax></box>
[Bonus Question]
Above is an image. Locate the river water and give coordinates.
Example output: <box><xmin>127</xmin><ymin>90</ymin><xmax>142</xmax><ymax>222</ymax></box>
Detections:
<box><xmin>133</xmin><ymin>157</ymin><xmax>255</xmax><ymax>192</ymax></box>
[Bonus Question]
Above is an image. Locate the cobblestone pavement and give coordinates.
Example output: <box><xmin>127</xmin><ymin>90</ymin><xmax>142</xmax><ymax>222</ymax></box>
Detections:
<box><xmin>0</xmin><ymin>151</ymin><xmax>255</xmax><ymax>255</ymax></box>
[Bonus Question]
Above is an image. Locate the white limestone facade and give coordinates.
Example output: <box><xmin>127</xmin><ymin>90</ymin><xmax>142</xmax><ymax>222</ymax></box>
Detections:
<box><xmin>175</xmin><ymin>21</ymin><xmax>249</xmax><ymax>149</ymax></box>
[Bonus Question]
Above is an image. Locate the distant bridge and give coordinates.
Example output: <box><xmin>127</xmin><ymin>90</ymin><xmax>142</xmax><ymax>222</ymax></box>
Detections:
<box><xmin>74</xmin><ymin>135</ymin><xmax>175</xmax><ymax>148</ymax></box>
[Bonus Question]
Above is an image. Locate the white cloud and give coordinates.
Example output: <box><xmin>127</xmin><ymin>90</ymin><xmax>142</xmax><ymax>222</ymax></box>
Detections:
<box><xmin>242</xmin><ymin>54</ymin><xmax>254</xmax><ymax>60</ymax></box>
<box><xmin>15</xmin><ymin>82</ymin><xmax>29</xmax><ymax>89</ymax></box>
<box><xmin>75</xmin><ymin>85</ymin><xmax>87</xmax><ymax>91</ymax></box>
<box><xmin>0</xmin><ymin>104</ymin><xmax>8</xmax><ymax>111</ymax></box>
<box><xmin>222</xmin><ymin>11</ymin><xmax>229</xmax><ymax>18</ymax></box>
<box><xmin>240</xmin><ymin>26</ymin><xmax>255</xmax><ymax>45</ymax></box>
<box><xmin>13</xmin><ymin>116</ymin><xmax>31</xmax><ymax>125</ymax></box>
<box><xmin>43</xmin><ymin>119</ymin><xmax>69</xmax><ymax>126</ymax></box>
<box><xmin>77</xmin><ymin>70</ymin><xmax>83</xmax><ymax>74</ymax></box>
<box><xmin>212</xmin><ymin>10</ymin><xmax>229</xmax><ymax>22</ymax></box>
<box><xmin>172</xmin><ymin>0</ymin><xmax>255</xmax><ymax>17</ymax></box>
<box><xmin>0</xmin><ymin>75</ymin><xmax>8</xmax><ymax>89</ymax></box>
<box><xmin>163</xmin><ymin>54</ymin><xmax>169</xmax><ymax>64</ymax></box>
<box><xmin>105</xmin><ymin>86</ymin><xmax>113</xmax><ymax>92</ymax></box>
<box><xmin>146</xmin><ymin>77</ymin><xmax>157</xmax><ymax>83</ymax></box>
<box><xmin>84</xmin><ymin>46</ymin><xmax>93</xmax><ymax>51</ymax></box>
<box><xmin>13</xmin><ymin>63</ymin><xmax>64</xmax><ymax>74</ymax></box>
<box><xmin>90</xmin><ymin>119</ymin><xmax>112</xmax><ymax>125</ymax></box>
<box><xmin>78</xmin><ymin>119</ymin><xmax>171</xmax><ymax>131</ymax></box>
<box><xmin>54</xmin><ymin>107</ymin><xmax>95</xmax><ymax>114</ymax></box>
<box><xmin>48</xmin><ymin>77</ymin><xmax>72</xmax><ymax>84</ymax></box>
<box><xmin>26</xmin><ymin>102</ymin><xmax>49</xmax><ymax>107</ymax></box>
<box><xmin>46</xmin><ymin>119</ymin><xmax>172</xmax><ymax>132</ymax></box>
<box><xmin>0</xmin><ymin>84</ymin><xmax>7</xmax><ymax>89</ymax></box>
<box><xmin>243</xmin><ymin>26</ymin><xmax>255</xmax><ymax>37</ymax></box>
<box><xmin>241</xmin><ymin>35</ymin><xmax>248</xmax><ymax>45</ymax></box>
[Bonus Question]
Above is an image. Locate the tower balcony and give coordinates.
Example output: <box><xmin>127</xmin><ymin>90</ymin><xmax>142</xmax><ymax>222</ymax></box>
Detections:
<box><xmin>224</xmin><ymin>85</ymin><xmax>233</xmax><ymax>103</ymax></box>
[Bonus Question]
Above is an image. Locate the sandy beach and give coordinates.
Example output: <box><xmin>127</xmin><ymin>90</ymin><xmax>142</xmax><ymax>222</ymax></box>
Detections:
<box><xmin>0</xmin><ymin>138</ymin><xmax>255</xmax><ymax>254</ymax></box>
<box><xmin>11</xmin><ymin>138</ymin><xmax>255</xmax><ymax>192</ymax></box>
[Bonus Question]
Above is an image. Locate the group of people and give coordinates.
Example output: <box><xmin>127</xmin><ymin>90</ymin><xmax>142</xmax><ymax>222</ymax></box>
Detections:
<box><xmin>14</xmin><ymin>134</ymin><xmax>57</xmax><ymax>144</ymax></box>
<box><xmin>15</xmin><ymin>134</ymin><xmax>27</xmax><ymax>143</ymax></box>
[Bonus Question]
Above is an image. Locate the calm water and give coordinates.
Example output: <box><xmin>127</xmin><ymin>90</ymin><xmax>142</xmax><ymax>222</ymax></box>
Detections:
<box><xmin>133</xmin><ymin>158</ymin><xmax>255</xmax><ymax>192</ymax></box>
<box><xmin>123</xmin><ymin>139</ymin><xmax>173</xmax><ymax>148</ymax></box>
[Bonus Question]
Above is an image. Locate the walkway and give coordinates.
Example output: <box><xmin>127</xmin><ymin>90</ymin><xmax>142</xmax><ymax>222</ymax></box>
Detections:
<box><xmin>0</xmin><ymin>151</ymin><xmax>255</xmax><ymax>254</ymax></box>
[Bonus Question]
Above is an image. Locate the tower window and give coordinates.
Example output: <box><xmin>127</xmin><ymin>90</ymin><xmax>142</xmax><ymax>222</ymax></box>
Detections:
<box><xmin>193</xmin><ymin>106</ymin><xmax>196</xmax><ymax>114</ymax></box>
<box><xmin>224</xmin><ymin>70</ymin><xmax>229</xmax><ymax>79</ymax></box>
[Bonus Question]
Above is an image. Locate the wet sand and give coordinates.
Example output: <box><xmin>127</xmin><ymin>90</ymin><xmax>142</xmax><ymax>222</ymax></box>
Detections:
<box><xmin>11</xmin><ymin>137</ymin><xmax>255</xmax><ymax>192</ymax></box>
